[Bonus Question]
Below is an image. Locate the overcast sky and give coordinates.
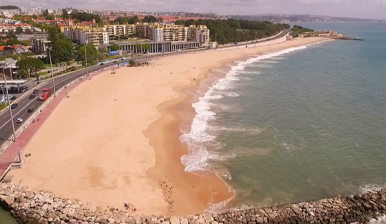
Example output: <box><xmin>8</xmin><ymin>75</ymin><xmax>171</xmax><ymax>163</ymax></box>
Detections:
<box><xmin>5</xmin><ymin>0</ymin><xmax>386</xmax><ymax>19</ymax></box>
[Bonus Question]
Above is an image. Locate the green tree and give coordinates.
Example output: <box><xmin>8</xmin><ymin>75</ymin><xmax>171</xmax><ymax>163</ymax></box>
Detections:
<box><xmin>128</xmin><ymin>59</ymin><xmax>136</xmax><ymax>66</ymax></box>
<box><xmin>110</xmin><ymin>43</ymin><xmax>119</xmax><ymax>51</ymax></box>
<box><xmin>114</xmin><ymin>16</ymin><xmax>139</xmax><ymax>24</ymax></box>
<box><xmin>15</xmin><ymin>26</ymin><xmax>23</xmax><ymax>34</ymax></box>
<box><xmin>71</xmin><ymin>12</ymin><xmax>101</xmax><ymax>23</ymax></box>
<box><xmin>5</xmin><ymin>39</ymin><xmax>19</xmax><ymax>46</ymax></box>
<box><xmin>142</xmin><ymin>16</ymin><xmax>158</xmax><ymax>23</ymax></box>
<box><xmin>16</xmin><ymin>58</ymin><xmax>45</xmax><ymax>78</ymax></box>
<box><xmin>62</xmin><ymin>9</ymin><xmax>69</xmax><ymax>19</ymax></box>
<box><xmin>291</xmin><ymin>25</ymin><xmax>314</xmax><ymax>38</ymax></box>
<box><xmin>48</xmin><ymin>28</ymin><xmax>74</xmax><ymax>63</ymax></box>
<box><xmin>5</xmin><ymin>31</ymin><xmax>17</xmax><ymax>39</ymax></box>
<box><xmin>77</xmin><ymin>44</ymin><xmax>99</xmax><ymax>66</ymax></box>
<box><xmin>43</xmin><ymin>9</ymin><xmax>49</xmax><ymax>17</ymax></box>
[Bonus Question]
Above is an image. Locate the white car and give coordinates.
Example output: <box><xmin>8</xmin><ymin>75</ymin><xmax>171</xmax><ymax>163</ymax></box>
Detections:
<box><xmin>16</xmin><ymin>118</ymin><xmax>23</xmax><ymax>123</ymax></box>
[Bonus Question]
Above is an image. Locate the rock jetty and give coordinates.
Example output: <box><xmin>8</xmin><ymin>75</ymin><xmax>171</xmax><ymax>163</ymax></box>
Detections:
<box><xmin>0</xmin><ymin>183</ymin><xmax>385</xmax><ymax>224</ymax></box>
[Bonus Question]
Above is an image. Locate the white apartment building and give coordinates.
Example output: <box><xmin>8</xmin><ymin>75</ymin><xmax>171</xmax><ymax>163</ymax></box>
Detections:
<box><xmin>152</xmin><ymin>28</ymin><xmax>164</xmax><ymax>42</ymax></box>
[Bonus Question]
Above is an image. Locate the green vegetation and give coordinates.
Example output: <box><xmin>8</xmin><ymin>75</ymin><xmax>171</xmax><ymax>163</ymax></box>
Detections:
<box><xmin>16</xmin><ymin>58</ymin><xmax>45</xmax><ymax>79</ymax></box>
<box><xmin>291</xmin><ymin>25</ymin><xmax>314</xmax><ymax>38</ymax></box>
<box><xmin>134</xmin><ymin>43</ymin><xmax>151</xmax><ymax>52</ymax></box>
<box><xmin>109</xmin><ymin>43</ymin><xmax>120</xmax><ymax>51</ymax></box>
<box><xmin>15</xmin><ymin>26</ymin><xmax>23</xmax><ymax>34</ymax></box>
<box><xmin>62</xmin><ymin>9</ymin><xmax>69</xmax><ymax>19</ymax></box>
<box><xmin>77</xmin><ymin>44</ymin><xmax>99</xmax><ymax>66</ymax></box>
<box><xmin>71</xmin><ymin>12</ymin><xmax>101</xmax><ymax>23</ymax></box>
<box><xmin>114</xmin><ymin>16</ymin><xmax>140</xmax><ymax>24</ymax></box>
<box><xmin>48</xmin><ymin>28</ymin><xmax>74</xmax><ymax>63</ymax></box>
<box><xmin>0</xmin><ymin>102</ymin><xmax>9</xmax><ymax>111</ymax></box>
<box><xmin>176</xmin><ymin>19</ymin><xmax>290</xmax><ymax>44</ymax></box>
<box><xmin>129</xmin><ymin>59</ymin><xmax>136</xmax><ymax>66</ymax></box>
<box><xmin>142</xmin><ymin>16</ymin><xmax>160</xmax><ymax>23</ymax></box>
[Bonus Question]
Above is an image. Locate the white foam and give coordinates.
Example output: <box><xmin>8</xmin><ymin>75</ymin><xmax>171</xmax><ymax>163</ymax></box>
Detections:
<box><xmin>369</xmin><ymin>215</ymin><xmax>386</xmax><ymax>224</ymax></box>
<box><xmin>180</xmin><ymin>45</ymin><xmax>310</xmax><ymax>172</ymax></box>
<box><xmin>359</xmin><ymin>184</ymin><xmax>386</xmax><ymax>194</ymax></box>
<box><xmin>227</xmin><ymin>92</ymin><xmax>240</xmax><ymax>97</ymax></box>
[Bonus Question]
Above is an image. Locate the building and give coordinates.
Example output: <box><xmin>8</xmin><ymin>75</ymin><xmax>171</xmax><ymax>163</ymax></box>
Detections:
<box><xmin>63</xmin><ymin>26</ymin><xmax>109</xmax><ymax>45</ymax></box>
<box><xmin>0</xmin><ymin>58</ymin><xmax>18</xmax><ymax>79</ymax></box>
<box><xmin>116</xmin><ymin>40</ymin><xmax>200</xmax><ymax>54</ymax></box>
<box><xmin>187</xmin><ymin>25</ymin><xmax>210</xmax><ymax>47</ymax></box>
<box><xmin>32</xmin><ymin>38</ymin><xmax>51</xmax><ymax>54</ymax></box>
<box><xmin>105</xmin><ymin>24</ymin><xmax>136</xmax><ymax>40</ymax></box>
<box><xmin>152</xmin><ymin>28</ymin><xmax>163</xmax><ymax>42</ymax></box>
<box><xmin>135</xmin><ymin>22</ymin><xmax>153</xmax><ymax>39</ymax></box>
<box><xmin>162</xmin><ymin>24</ymin><xmax>187</xmax><ymax>42</ymax></box>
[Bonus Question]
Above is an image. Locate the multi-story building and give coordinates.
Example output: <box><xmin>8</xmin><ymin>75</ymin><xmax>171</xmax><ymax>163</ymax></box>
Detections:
<box><xmin>31</xmin><ymin>38</ymin><xmax>51</xmax><ymax>54</ymax></box>
<box><xmin>63</xmin><ymin>26</ymin><xmax>109</xmax><ymax>45</ymax></box>
<box><xmin>135</xmin><ymin>22</ymin><xmax>154</xmax><ymax>39</ymax></box>
<box><xmin>105</xmin><ymin>24</ymin><xmax>136</xmax><ymax>40</ymax></box>
<box><xmin>187</xmin><ymin>25</ymin><xmax>210</xmax><ymax>46</ymax></box>
<box><xmin>152</xmin><ymin>28</ymin><xmax>163</xmax><ymax>42</ymax></box>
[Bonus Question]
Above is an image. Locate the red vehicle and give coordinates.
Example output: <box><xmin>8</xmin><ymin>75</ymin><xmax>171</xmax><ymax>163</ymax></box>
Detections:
<box><xmin>38</xmin><ymin>88</ymin><xmax>51</xmax><ymax>101</ymax></box>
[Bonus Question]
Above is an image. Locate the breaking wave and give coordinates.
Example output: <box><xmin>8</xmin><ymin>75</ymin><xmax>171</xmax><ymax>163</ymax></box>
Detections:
<box><xmin>180</xmin><ymin>45</ymin><xmax>310</xmax><ymax>172</ymax></box>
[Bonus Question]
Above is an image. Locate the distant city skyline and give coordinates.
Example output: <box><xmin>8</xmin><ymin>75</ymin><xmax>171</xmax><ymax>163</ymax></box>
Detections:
<box><xmin>2</xmin><ymin>0</ymin><xmax>386</xmax><ymax>20</ymax></box>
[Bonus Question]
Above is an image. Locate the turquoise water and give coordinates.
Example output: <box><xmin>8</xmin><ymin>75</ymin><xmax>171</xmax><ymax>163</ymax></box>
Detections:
<box><xmin>181</xmin><ymin>22</ymin><xmax>386</xmax><ymax>209</ymax></box>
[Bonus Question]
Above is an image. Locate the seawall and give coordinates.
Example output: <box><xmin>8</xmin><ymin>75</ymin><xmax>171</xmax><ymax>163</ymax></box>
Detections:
<box><xmin>0</xmin><ymin>183</ymin><xmax>385</xmax><ymax>224</ymax></box>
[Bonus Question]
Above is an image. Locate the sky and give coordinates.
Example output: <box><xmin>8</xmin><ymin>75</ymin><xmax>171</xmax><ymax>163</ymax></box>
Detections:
<box><xmin>4</xmin><ymin>0</ymin><xmax>386</xmax><ymax>19</ymax></box>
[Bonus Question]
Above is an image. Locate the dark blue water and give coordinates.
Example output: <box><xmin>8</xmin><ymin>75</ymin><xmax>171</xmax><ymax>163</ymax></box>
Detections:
<box><xmin>182</xmin><ymin>22</ymin><xmax>386</xmax><ymax>209</ymax></box>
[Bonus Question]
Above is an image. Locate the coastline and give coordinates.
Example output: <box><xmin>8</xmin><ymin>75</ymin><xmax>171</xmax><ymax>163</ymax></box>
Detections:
<box><xmin>144</xmin><ymin>37</ymin><xmax>332</xmax><ymax>215</ymax></box>
<box><xmin>8</xmin><ymin>36</ymin><xmax>331</xmax><ymax>216</ymax></box>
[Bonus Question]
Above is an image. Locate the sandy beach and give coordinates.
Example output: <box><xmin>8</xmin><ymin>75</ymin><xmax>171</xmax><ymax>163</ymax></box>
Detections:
<box><xmin>10</xmin><ymin>36</ymin><xmax>329</xmax><ymax>216</ymax></box>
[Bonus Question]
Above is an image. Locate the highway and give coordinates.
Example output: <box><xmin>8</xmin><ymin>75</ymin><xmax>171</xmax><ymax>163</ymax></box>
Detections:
<box><xmin>0</xmin><ymin>61</ymin><xmax>117</xmax><ymax>148</ymax></box>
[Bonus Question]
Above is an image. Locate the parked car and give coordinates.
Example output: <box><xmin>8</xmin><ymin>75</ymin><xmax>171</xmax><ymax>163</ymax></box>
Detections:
<box><xmin>10</xmin><ymin>96</ymin><xmax>16</xmax><ymax>100</ymax></box>
<box><xmin>29</xmin><ymin>94</ymin><xmax>36</xmax><ymax>99</ymax></box>
<box><xmin>33</xmin><ymin>89</ymin><xmax>39</xmax><ymax>94</ymax></box>
<box><xmin>27</xmin><ymin>108</ymin><xmax>34</xmax><ymax>113</ymax></box>
<box><xmin>16</xmin><ymin>118</ymin><xmax>23</xmax><ymax>123</ymax></box>
<box><xmin>11</xmin><ymin>103</ymin><xmax>18</xmax><ymax>109</ymax></box>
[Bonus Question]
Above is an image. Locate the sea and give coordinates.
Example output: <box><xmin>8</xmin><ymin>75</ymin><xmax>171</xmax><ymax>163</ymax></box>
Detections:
<box><xmin>1</xmin><ymin>22</ymin><xmax>386</xmax><ymax>223</ymax></box>
<box><xmin>180</xmin><ymin>22</ymin><xmax>386</xmax><ymax>216</ymax></box>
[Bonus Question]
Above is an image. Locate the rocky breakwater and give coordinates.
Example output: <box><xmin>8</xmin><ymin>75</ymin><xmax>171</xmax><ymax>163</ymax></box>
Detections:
<box><xmin>0</xmin><ymin>183</ymin><xmax>385</xmax><ymax>224</ymax></box>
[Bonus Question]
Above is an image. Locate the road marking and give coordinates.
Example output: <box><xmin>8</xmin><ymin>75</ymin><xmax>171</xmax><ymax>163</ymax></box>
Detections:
<box><xmin>0</xmin><ymin>72</ymin><xmax>84</xmax><ymax>131</ymax></box>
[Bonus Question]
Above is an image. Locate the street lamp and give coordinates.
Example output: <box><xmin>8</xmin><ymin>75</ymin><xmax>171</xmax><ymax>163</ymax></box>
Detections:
<box><xmin>85</xmin><ymin>45</ymin><xmax>89</xmax><ymax>76</ymax></box>
<box><xmin>2</xmin><ymin>68</ymin><xmax>16</xmax><ymax>142</ymax></box>
<box><xmin>48</xmin><ymin>48</ymin><xmax>56</xmax><ymax>96</ymax></box>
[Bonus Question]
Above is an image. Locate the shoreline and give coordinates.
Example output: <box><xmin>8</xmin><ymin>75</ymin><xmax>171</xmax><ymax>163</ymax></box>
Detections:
<box><xmin>144</xmin><ymin>37</ymin><xmax>332</xmax><ymax>215</ymax></box>
<box><xmin>8</xmin><ymin>37</ymin><xmax>331</xmax><ymax>216</ymax></box>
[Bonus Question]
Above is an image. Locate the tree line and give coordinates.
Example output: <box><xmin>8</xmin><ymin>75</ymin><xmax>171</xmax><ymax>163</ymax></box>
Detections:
<box><xmin>113</xmin><ymin>15</ymin><xmax>162</xmax><ymax>24</ymax></box>
<box><xmin>291</xmin><ymin>25</ymin><xmax>314</xmax><ymax>38</ymax></box>
<box><xmin>176</xmin><ymin>19</ymin><xmax>290</xmax><ymax>44</ymax></box>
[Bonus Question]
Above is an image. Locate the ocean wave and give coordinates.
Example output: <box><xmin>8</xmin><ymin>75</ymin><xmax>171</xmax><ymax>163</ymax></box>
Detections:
<box><xmin>180</xmin><ymin>45</ymin><xmax>310</xmax><ymax>173</ymax></box>
<box><xmin>359</xmin><ymin>184</ymin><xmax>386</xmax><ymax>194</ymax></box>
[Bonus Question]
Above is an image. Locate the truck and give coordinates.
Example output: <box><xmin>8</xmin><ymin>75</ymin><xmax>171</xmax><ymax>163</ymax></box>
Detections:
<box><xmin>38</xmin><ymin>88</ymin><xmax>51</xmax><ymax>101</ymax></box>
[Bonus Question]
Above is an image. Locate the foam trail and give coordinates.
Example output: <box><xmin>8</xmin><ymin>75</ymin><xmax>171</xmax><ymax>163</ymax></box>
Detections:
<box><xmin>180</xmin><ymin>45</ymin><xmax>310</xmax><ymax>172</ymax></box>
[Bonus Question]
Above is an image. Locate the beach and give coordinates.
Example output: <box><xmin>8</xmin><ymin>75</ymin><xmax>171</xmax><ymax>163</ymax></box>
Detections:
<box><xmin>9</xmin><ymin>36</ymin><xmax>328</xmax><ymax>216</ymax></box>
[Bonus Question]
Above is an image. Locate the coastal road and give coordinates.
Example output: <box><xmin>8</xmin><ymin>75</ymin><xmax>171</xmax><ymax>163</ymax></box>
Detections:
<box><xmin>0</xmin><ymin>61</ymin><xmax>117</xmax><ymax>149</ymax></box>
